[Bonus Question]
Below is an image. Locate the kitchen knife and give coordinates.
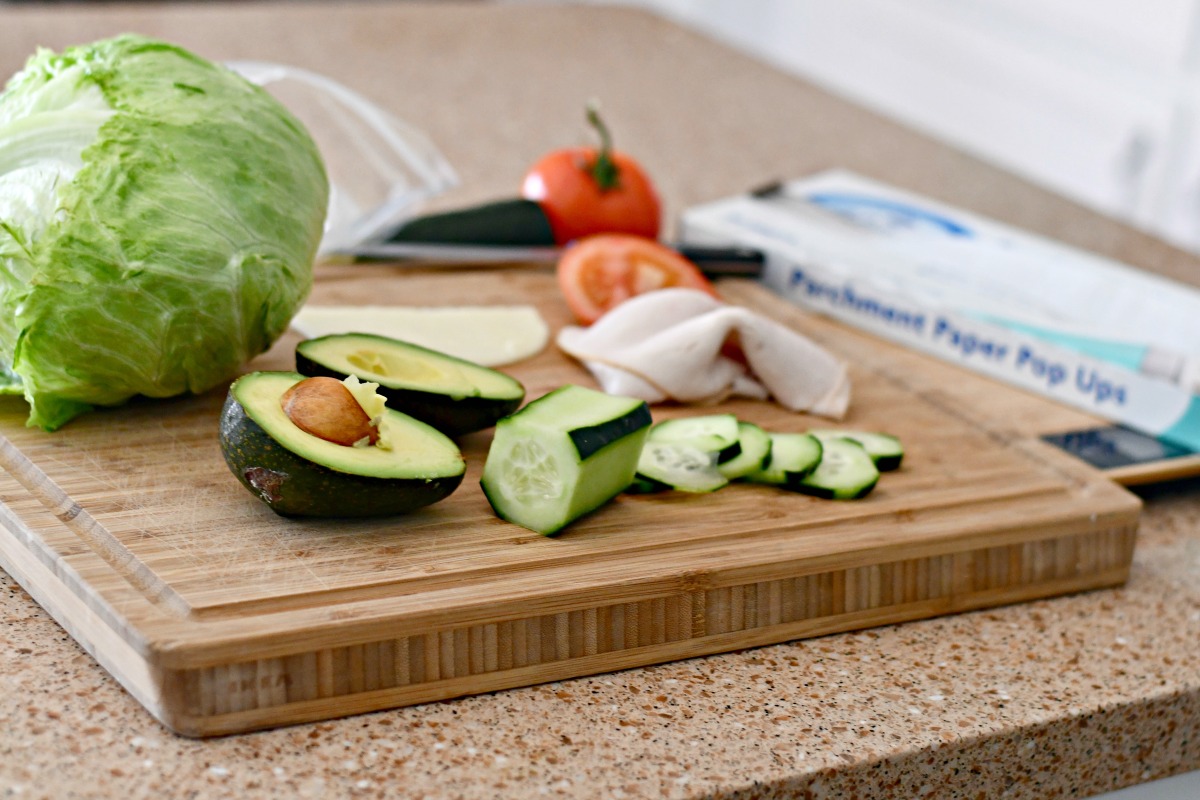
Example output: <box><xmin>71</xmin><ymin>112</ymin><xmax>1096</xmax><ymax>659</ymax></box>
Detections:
<box><xmin>329</xmin><ymin>197</ymin><xmax>765</xmax><ymax>276</ymax></box>
<box><xmin>333</xmin><ymin>241</ymin><xmax>765</xmax><ymax>277</ymax></box>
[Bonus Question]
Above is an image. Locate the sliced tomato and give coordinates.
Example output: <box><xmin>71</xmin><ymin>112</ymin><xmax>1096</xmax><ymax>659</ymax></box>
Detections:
<box><xmin>556</xmin><ymin>234</ymin><xmax>720</xmax><ymax>325</ymax></box>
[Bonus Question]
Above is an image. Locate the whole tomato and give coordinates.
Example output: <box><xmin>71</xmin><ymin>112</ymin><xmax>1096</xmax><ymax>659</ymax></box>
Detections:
<box><xmin>521</xmin><ymin>104</ymin><xmax>662</xmax><ymax>245</ymax></box>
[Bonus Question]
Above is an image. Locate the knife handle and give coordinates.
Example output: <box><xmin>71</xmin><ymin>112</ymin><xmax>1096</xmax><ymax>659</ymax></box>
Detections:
<box><xmin>674</xmin><ymin>245</ymin><xmax>765</xmax><ymax>278</ymax></box>
<box><xmin>384</xmin><ymin>199</ymin><xmax>556</xmax><ymax>246</ymax></box>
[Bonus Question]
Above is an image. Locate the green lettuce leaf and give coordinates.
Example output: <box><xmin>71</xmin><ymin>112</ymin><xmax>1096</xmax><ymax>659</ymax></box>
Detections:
<box><xmin>0</xmin><ymin>35</ymin><xmax>328</xmax><ymax>430</ymax></box>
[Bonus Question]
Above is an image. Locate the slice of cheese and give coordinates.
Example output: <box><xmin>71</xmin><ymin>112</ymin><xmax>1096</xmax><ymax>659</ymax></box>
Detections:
<box><xmin>290</xmin><ymin>305</ymin><xmax>550</xmax><ymax>367</ymax></box>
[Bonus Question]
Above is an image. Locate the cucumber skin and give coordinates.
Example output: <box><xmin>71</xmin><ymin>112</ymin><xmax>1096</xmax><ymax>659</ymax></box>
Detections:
<box><xmin>571</xmin><ymin>404</ymin><xmax>653</xmax><ymax>460</ymax></box>
<box><xmin>750</xmin><ymin>468</ymin><xmax>824</xmax><ymax>491</ymax></box>
<box><xmin>870</xmin><ymin>454</ymin><xmax>903</xmax><ymax>473</ymax></box>
<box><xmin>625</xmin><ymin>475</ymin><xmax>670</xmax><ymax>494</ymax></box>
<box><xmin>790</xmin><ymin>476</ymin><xmax>879</xmax><ymax>501</ymax></box>
<box><xmin>219</xmin><ymin>392</ymin><xmax>465</xmax><ymax>518</ymax></box>
<box><xmin>296</xmin><ymin>351</ymin><xmax>523</xmax><ymax>438</ymax></box>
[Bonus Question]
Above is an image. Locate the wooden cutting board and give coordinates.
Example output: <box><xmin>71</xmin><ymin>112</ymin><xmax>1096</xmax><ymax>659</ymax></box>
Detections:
<box><xmin>0</xmin><ymin>266</ymin><xmax>1141</xmax><ymax>737</ymax></box>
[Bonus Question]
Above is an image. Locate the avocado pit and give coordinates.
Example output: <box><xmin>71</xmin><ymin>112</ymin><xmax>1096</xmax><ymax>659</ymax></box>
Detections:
<box><xmin>280</xmin><ymin>376</ymin><xmax>379</xmax><ymax>446</ymax></box>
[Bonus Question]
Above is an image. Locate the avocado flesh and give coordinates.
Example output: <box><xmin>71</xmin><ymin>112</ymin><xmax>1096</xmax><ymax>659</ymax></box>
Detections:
<box><xmin>296</xmin><ymin>334</ymin><xmax>525</xmax><ymax>437</ymax></box>
<box><xmin>219</xmin><ymin>371</ymin><xmax>465</xmax><ymax>518</ymax></box>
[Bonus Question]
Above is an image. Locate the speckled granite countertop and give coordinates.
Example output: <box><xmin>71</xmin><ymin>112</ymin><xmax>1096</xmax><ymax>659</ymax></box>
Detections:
<box><xmin>2</xmin><ymin>4</ymin><xmax>1199</xmax><ymax>798</ymax></box>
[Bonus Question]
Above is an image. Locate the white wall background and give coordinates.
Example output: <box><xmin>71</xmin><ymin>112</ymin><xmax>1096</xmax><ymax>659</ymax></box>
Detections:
<box><xmin>608</xmin><ymin>0</ymin><xmax>1200</xmax><ymax>256</ymax></box>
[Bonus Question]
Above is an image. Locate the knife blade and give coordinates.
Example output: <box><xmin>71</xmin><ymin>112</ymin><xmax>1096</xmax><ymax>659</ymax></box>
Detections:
<box><xmin>330</xmin><ymin>242</ymin><xmax>766</xmax><ymax>277</ymax></box>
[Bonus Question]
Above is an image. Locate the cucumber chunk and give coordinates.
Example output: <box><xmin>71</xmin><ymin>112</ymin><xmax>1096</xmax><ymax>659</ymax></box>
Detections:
<box><xmin>797</xmin><ymin>437</ymin><xmax>880</xmax><ymax>500</ymax></box>
<box><xmin>717</xmin><ymin>421</ymin><xmax>772</xmax><ymax>480</ymax></box>
<box><xmin>481</xmin><ymin>385</ymin><xmax>651</xmax><ymax>535</ymax></box>
<box><xmin>635</xmin><ymin>441</ymin><xmax>729</xmax><ymax>493</ymax></box>
<box><xmin>647</xmin><ymin>413</ymin><xmax>741</xmax><ymax>463</ymax></box>
<box><xmin>810</xmin><ymin>429</ymin><xmax>904</xmax><ymax>471</ymax></box>
<box><xmin>747</xmin><ymin>432</ymin><xmax>823</xmax><ymax>487</ymax></box>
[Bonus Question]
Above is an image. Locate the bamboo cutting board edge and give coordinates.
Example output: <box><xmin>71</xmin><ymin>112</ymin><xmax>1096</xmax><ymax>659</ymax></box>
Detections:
<box><xmin>163</xmin><ymin>564</ymin><xmax>1135</xmax><ymax>738</ymax></box>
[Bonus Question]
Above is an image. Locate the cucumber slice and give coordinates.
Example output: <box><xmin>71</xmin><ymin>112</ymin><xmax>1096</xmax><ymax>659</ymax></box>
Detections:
<box><xmin>747</xmin><ymin>432</ymin><xmax>823</xmax><ymax>486</ymax></box>
<box><xmin>810</xmin><ymin>429</ymin><xmax>904</xmax><ymax>471</ymax></box>
<box><xmin>797</xmin><ymin>437</ymin><xmax>880</xmax><ymax>500</ymax></box>
<box><xmin>480</xmin><ymin>385</ymin><xmax>651</xmax><ymax>535</ymax></box>
<box><xmin>717</xmin><ymin>421</ymin><xmax>772</xmax><ymax>479</ymax></box>
<box><xmin>648</xmin><ymin>413</ymin><xmax>741</xmax><ymax>463</ymax></box>
<box><xmin>635</xmin><ymin>441</ymin><xmax>729</xmax><ymax>493</ymax></box>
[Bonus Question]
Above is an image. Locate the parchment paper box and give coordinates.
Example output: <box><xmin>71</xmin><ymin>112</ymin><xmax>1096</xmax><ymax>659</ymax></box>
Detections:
<box><xmin>680</xmin><ymin>170</ymin><xmax>1200</xmax><ymax>452</ymax></box>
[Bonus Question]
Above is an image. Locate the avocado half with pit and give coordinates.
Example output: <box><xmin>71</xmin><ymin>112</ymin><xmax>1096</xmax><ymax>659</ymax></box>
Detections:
<box><xmin>219</xmin><ymin>371</ymin><xmax>465</xmax><ymax>517</ymax></box>
<box><xmin>295</xmin><ymin>333</ymin><xmax>525</xmax><ymax>437</ymax></box>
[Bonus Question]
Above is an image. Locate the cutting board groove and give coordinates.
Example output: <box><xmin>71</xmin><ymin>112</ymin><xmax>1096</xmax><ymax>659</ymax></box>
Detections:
<box><xmin>0</xmin><ymin>270</ymin><xmax>1140</xmax><ymax>736</ymax></box>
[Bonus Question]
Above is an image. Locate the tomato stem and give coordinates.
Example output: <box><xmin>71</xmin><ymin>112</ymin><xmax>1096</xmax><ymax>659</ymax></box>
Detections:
<box><xmin>586</xmin><ymin>101</ymin><xmax>621</xmax><ymax>192</ymax></box>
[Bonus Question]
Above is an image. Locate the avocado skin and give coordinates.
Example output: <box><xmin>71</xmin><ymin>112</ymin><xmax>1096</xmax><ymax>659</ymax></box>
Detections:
<box><xmin>295</xmin><ymin>352</ymin><xmax>522</xmax><ymax>437</ymax></box>
<box><xmin>218</xmin><ymin>390</ymin><xmax>464</xmax><ymax>518</ymax></box>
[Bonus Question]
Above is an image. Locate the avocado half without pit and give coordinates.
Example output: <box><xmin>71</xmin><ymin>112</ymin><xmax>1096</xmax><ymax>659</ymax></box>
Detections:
<box><xmin>219</xmin><ymin>371</ymin><xmax>466</xmax><ymax>517</ymax></box>
<box><xmin>295</xmin><ymin>333</ymin><xmax>526</xmax><ymax>437</ymax></box>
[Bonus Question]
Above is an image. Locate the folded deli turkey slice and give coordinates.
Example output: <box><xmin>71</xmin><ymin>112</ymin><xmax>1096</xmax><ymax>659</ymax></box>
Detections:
<box><xmin>556</xmin><ymin>289</ymin><xmax>851</xmax><ymax>418</ymax></box>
